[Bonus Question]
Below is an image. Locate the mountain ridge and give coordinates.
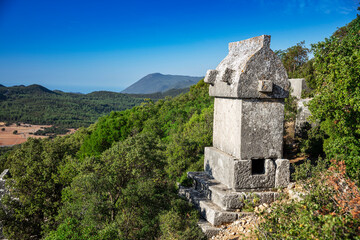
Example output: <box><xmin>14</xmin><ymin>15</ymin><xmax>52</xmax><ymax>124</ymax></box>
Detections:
<box><xmin>0</xmin><ymin>83</ymin><xmax>191</xmax><ymax>127</ymax></box>
<box><xmin>121</xmin><ymin>73</ymin><xmax>203</xmax><ymax>94</ymax></box>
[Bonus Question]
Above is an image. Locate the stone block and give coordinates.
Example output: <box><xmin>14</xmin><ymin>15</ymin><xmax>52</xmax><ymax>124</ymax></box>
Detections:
<box><xmin>204</xmin><ymin>70</ymin><xmax>218</xmax><ymax>85</ymax></box>
<box><xmin>258</xmin><ymin>80</ymin><xmax>273</xmax><ymax>92</ymax></box>
<box><xmin>204</xmin><ymin>147</ymin><xmax>276</xmax><ymax>190</ymax></box>
<box><xmin>275</xmin><ymin>159</ymin><xmax>290</xmax><ymax>188</ymax></box>
<box><xmin>234</xmin><ymin>159</ymin><xmax>276</xmax><ymax>190</ymax></box>
<box><xmin>188</xmin><ymin>171</ymin><xmax>279</xmax><ymax>211</ymax></box>
<box><xmin>199</xmin><ymin>200</ymin><xmax>238</xmax><ymax>226</ymax></box>
<box><xmin>241</xmin><ymin>99</ymin><xmax>284</xmax><ymax>159</ymax></box>
<box><xmin>289</xmin><ymin>78</ymin><xmax>309</xmax><ymax>99</ymax></box>
<box><xmin>188</xmin><ymin>171</ymin><xmax>246</xmax><ymax>210</ymax></box>
<box><xmin>198</xmin><ymin>218</ymin><xmax>221</xmax><ymax>238</ymax></box>
<box><xmin>213</xmin><ymin>98</ymin><xmax>284</xmax><ymax>159</ymax></box>
<box><xmin>204</xmin><ymin>147</ymin><xmax>236</xmax><ymax>189</ymax></box>
<box><xmin>213</xmin><ymin>98</ymin><xmax>242</xmax><ymax>159</ymax></box>
<box><xmin>179</xmin><ymin>186</ymin><xmax>238</xmax><ymax>226</ymax></box>
<box><xmin>295</xmin><ymin>98</ymin><xmax>313</xmax><ymax>137</ymax></box>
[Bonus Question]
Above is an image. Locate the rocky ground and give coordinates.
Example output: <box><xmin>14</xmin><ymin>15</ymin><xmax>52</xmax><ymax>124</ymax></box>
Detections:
<box><xmin>210</xmin><ymin>183</ymin><xmax>303</xmax><ymax>240</ymax></box>
<box><xmin>210</xmin><ymin>214</ymin><xmax>258</xmax><ymax>240</ymax></box>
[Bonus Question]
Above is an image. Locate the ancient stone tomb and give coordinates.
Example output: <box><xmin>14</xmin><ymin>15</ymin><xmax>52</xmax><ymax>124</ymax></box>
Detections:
<box><xmin>180</xmin><ymin>35</ymin><xmax>291</xmax><ymax>236</ymax></box>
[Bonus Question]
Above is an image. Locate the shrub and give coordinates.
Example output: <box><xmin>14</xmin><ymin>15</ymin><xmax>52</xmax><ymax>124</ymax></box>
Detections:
<box><xmin>256</xmin><ymin>160</ymin><xmax>360</xmax><ymax>239</ymax></box>
<box><xmin>159</xmin><ymin>199</ymin><xmax>205</xmax><ymax>240</ymax></box>
<box><xmin>309</xmin><ymin>15</ymin><xmax>360</xmax><ymax>182</ymax></box>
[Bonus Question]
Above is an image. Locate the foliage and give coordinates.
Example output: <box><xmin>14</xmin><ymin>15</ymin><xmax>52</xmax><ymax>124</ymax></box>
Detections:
<box><xmin>0</xmin><ymin>130</ymin><xmax>86</xmax><ymax>239</ymax></box>
<box><xmin>0</xmin><ymin>80</ymin><xmax>210</xmax><ymax>239</ymax></box>
<box><xmin>276</xmin><ymin>41</ymin><xmax>309</xmax><ymax>76</ymax></box>
<box><xmin>126</xmin><ymin>87</ymin><xmax>190</xmax><ymax>101</ymax></box>
<box><xmin>78</xmin><ymin>80</ymin><xmax>213</xmax><ymax>181</ymax></box>
<box><xmin>284</xmin><ymin>89</ymin><xmax>297</xmax><ymax>122</ymax></box>
<box><xmin>0</xmin><ymin>146</ymin><xmax>17</xmax><ymax>173</ymax></box>
<box><xmin>34</xmin><ymin>126</ymin><xmax>69</xmax><ymax>136</ymax></box>
<box><xmin>158</xmin><ymin>199</ymin><xmax>205</xmax><ymax>240</ymax></box>
<box><xmin>240</xmin><ymin>193</ymin><xmax>260</xmax><ymax>212</ymax></box>
<box><xmin>299</xmin><ymin>125</ymin><xmax>326</xmax><ymax>159</ymax></box>
<box><xmin>276</xmin><ymin>41</ymin><xmax>316</xmax><ymax>97</ymax></box>
<box><xmin>257</xmin><ymin>160</ymin><xmax>360</xmax><ymax>239</ymax></box>
<box><xmin>0</xmin><ymin>84</ymin><xmax>188</xmax><ymax>128</ymax></box>
<box><xmin>0</xmin><ymin>84</ymin><xmax>143</xmax><ymax>128</ymax></box>
<box><xmin>308</xmin><ymin>15</ymin><xmax>360</xmax><ymax>182</ymax></box>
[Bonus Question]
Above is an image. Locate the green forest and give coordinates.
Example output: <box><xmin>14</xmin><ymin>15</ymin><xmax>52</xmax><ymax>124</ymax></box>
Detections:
<box><xmin>0</xmin><ymin>84</ymin><xmax>189</xmax><ymax>128</ymax></box>
<box><xmin>1</xmin><ymin>14</ymin><xmax>360</xmax><ymax>240</ymax></box>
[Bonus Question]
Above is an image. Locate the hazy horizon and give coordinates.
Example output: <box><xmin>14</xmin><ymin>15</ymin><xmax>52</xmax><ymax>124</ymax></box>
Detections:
<box><xmin>0</xmin><ymin>72</ymin><xmax>205</xmax><ymax>93</ymax></box>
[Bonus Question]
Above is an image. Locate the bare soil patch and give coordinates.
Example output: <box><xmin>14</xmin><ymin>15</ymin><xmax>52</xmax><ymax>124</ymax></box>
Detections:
<box><xmin>0</xmin><ymin>122</ymin><xmax>74</xmax><ymax>146</ymax></box>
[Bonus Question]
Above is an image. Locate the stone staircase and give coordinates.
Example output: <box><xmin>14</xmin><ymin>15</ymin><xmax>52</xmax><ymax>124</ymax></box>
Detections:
<box><xmin>179</xmin><ymin>171</ymin><xmax>279</xmax><ymax>237</ymax></box>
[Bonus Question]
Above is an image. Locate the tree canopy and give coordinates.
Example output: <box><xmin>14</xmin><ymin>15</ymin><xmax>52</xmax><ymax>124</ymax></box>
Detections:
<box><xmin>309</xmin><ymin>15</ymin><xmax>360</xmax><ymax>182</ymax></box>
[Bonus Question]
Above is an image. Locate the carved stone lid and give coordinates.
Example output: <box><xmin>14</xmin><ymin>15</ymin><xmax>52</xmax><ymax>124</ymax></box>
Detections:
<box><xmin>204</xmin><ymin>35</ymin><xmax>290</xmax><ymax>99</ymax></box>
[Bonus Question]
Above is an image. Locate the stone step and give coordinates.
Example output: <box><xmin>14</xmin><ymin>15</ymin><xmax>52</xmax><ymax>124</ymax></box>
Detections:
<box><xmin>179</xmin><ymin>186</ymin><xmax>239</xmax><ymax>226</ymax></box>
<box><xmin>188</xmin><ymin>171</ymin><xmax>279</xmax><ymax>211</ymax></box>
<box><xmin>198</xmin><ymin>218</ymin><xmax>221</xmax><ymax>238</ymax></box>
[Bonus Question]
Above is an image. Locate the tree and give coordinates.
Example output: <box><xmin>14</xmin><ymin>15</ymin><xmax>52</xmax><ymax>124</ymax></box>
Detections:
<box><xmin>309</xmin><ymin>15</ymin><xmax>360</xmax><ymax>182</ymax></box>
<box><xmin>276</xmin><ymin>41</ymin><xmax>316</xmax><ymax>95</ymax></box>
<box><xmin>0</xmin><ymin>132</ymin><xmax>84</xmax><ymax>239</ymax></box>
<box><xmin>276</xmin><ymin>41</ymin><xmax>310</xmax><ymax>78</ymax></box>
<box><xmin>48</xmin><ymin>132</ymin><xmax>167</xmax><ymax>239</ymax></box>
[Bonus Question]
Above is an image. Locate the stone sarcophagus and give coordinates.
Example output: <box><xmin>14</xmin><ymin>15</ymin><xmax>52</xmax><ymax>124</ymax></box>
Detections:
<box><xmin>204</xmin><ymin>35</ymin><xmax>290</xmax><ymax>190</ymax></box>
<box><xmin>180</xmin><ymin>35</ymin><xmax>290</xmax><ymax>235</ymax></box>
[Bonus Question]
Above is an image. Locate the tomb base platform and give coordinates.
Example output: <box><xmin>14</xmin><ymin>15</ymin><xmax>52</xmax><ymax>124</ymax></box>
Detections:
<box><xmin>204</xmin><ymin>147</ymin><xmax>290</xmax><ymax>190</ymax></box>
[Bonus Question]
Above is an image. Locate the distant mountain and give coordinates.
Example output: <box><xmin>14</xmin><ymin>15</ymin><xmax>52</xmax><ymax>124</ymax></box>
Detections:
<box><xmin>121</xmin><ymin>73</ymin><xmax>203</xmax><ymax>94</ymax></box>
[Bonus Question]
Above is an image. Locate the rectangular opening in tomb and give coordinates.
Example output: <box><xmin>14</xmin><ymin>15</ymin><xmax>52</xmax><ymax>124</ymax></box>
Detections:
<box><xmin>251</xmin><ymin>158</ymin><xmax>265</xmax><ymax>175</ymax></box>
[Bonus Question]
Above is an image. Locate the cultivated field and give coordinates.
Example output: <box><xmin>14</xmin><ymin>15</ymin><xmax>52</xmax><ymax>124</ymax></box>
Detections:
<box><xmin>0</xmin><ymin>122</ymin><xmax>75</xmax><ymax>146</ymax></box>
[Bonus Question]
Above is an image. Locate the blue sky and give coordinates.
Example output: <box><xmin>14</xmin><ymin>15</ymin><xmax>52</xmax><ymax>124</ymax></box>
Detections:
<box><xmin>0</xmin><ymin>0</ymin><xmax>358</xmax><ymax>93</ymax></box>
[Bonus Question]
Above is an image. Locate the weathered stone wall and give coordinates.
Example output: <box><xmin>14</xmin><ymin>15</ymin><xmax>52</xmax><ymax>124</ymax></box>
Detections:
<box><xmin>295</xmin><ymin>98</ymin><xmax>313</xmax><ymax>136</ymax></box>
<box><xmin>289</xmin><ymin>78</ymin><xmax>309</xmax><ymax>99</ymax></box>
<box><xmin>213</xmin><ymin>98</ymin><xmax>284</xmax><ymax>160</ymax></box>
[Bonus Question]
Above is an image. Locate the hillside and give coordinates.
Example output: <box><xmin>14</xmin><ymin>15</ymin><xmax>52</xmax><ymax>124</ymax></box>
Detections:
<box><xmin>0</xmin><ymin>80</ymin><xmax>212</xmax><ymax>239</ymax></box>
<box><xmin>0</xmin><ymin>84</ymin><xmax>142</xmax><ymax>127</ymax></box>
<box><xmin>121</xmin><ymin>73</ymin><xmax>203</xmax><ymax>94</ymax></box>
<box><xmin>126</xmin><ymin>87</ymin><xmax>190</xmax><ymax>100</ymax></box>
<box><xmin>0</xmin><ymin>84</ymin><xmax>193</xmax><ymax>128</ymax></box>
